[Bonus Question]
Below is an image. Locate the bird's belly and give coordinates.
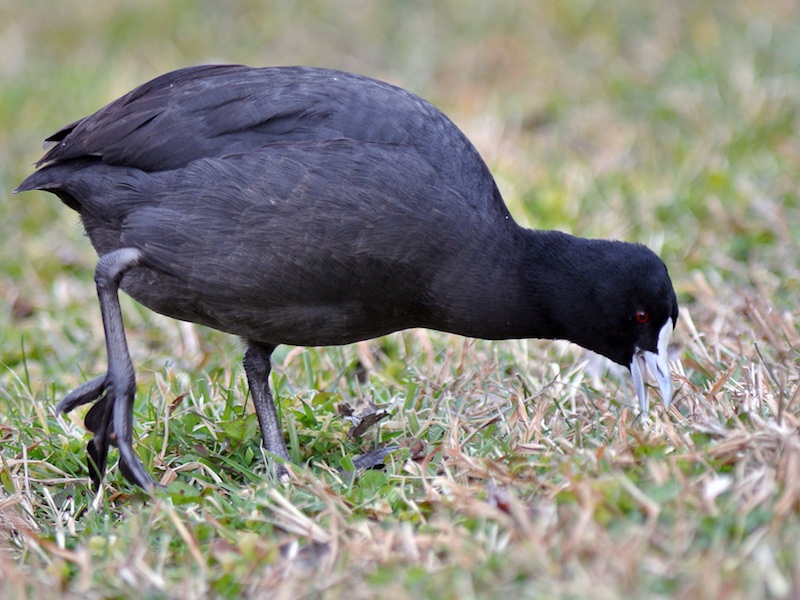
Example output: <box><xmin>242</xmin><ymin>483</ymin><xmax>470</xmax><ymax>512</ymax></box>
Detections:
<box><xmin>119</xmin><ymin>266</ymin><xmax>416</xmax><ymax>347</ymax></box>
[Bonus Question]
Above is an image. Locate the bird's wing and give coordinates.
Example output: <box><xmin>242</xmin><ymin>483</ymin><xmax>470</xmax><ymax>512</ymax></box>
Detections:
<box><xmin>31</xmin><ymin>64</ymin><xmax>508</xmax><ymax>221</ymax></box>
<box><xmin>36</xmin><ymin>65</ymin><xmax>434</xmax><ymax>172</ymax></box>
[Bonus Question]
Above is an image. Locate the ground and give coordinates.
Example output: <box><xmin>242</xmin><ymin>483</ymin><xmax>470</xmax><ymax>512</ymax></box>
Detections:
<box><xmin>1</xmin><ymin>1</ymin><xmax>799</xmax><ymax>598</ymax></box>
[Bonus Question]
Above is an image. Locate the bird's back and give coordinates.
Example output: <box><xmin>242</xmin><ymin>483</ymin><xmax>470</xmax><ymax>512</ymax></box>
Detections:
<box><xmin>29</xmin><ymin>65</ymin><xmax>504</xmax><ymax>215</ymax></box>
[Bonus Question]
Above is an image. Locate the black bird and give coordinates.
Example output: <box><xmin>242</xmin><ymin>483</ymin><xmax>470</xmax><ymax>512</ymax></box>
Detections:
<box><xmin>17</xmin><ymin>65</ymin><xmax>678</xmax><ymax>491</ymax></box>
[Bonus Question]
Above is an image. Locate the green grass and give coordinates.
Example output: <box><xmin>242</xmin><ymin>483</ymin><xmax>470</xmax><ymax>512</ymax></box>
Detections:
<box><xmin>2</xmin><ymin>0</ymin><xmax>800</xmax><ymax>597</ymax></box>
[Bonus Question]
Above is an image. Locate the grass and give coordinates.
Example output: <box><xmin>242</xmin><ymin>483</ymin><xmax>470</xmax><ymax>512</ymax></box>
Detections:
<box><xmin>2</xmin><ymin>0</ymin><xmax>800</xmax><ymax>597</ymax></box>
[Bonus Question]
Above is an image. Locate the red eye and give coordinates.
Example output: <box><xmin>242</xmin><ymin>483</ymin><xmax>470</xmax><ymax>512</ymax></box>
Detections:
<box><xmin>635</xmin><ymin>310</ymin><xmax>649</xmax><ymax>324</ymax></box>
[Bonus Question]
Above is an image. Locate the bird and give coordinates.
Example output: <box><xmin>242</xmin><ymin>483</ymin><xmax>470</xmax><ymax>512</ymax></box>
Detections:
<box><xmin>17</xmin><ymin>64</ymin><xmax>678</xmax><ymax>492</ymax></box>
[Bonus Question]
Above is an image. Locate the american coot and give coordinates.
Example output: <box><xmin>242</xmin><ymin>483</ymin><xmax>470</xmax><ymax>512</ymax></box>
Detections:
<box><xmin>17</xmin><ymin>65</ymin><xmax>678</xmax><ymax>491</ymax></box>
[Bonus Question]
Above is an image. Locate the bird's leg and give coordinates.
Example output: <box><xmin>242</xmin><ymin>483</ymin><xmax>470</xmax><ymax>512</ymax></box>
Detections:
<box><xmin>243</xmin><ymin>342</ymin><xmax>397</xmax><ymax>479</ymax></box>
<box><xmin>243</xmin><ymin>342</ymin><xmax>290</xmax><ymax>477</ymax></box>
<box><xmin>56</xmin><ymin>248</ymin><xmax>158</xmax><ymax>491</ymax></box>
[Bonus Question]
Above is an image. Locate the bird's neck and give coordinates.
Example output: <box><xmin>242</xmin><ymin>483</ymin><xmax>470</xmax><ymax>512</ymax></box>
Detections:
<box><xmin>430</xmin><ymin>227</ymin><xmax>596</xmax><ymax>344</ymax></box>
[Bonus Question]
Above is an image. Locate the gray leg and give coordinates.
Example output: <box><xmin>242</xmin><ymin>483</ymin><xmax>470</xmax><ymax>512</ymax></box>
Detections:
<box><xmin>56</xmin><ymin>248</ymin><xmax>158</xmax><ymax>491</ymax></box>
<box><xmin>243</xmin><ymin>341</ymin><xmax>397</xmax><ymax>479</ymax></box>
<box><xmin>243</xmin><ymin>342</ymin><xmax>290</xmax><ymax>476</ymax></box>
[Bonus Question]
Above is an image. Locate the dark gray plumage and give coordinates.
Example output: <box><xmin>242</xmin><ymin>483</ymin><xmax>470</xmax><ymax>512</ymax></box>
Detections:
<box><xmin>17</xmin><ymin>65</ymin><xmax>678</xmax><ymax>490</ymax></box>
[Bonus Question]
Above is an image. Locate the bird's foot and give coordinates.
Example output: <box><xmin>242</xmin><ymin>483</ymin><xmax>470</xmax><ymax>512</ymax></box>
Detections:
<box><xmin>57</xmin><ymin>374</ymin><xmax>160</xmax><ymax>492</ymax></box>
<box><xmin>339</xmin><ymin>445</ymin><xmax>399</xmax><ymax>475</ymax></box>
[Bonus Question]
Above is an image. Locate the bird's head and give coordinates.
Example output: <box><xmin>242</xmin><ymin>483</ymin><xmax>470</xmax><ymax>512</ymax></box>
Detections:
<box><xmin>587</xmin><ymin>242</ymin><xmax>678</xmax><ymax>412</ymax></box>
<box><xmin>548</xmin><ymin>237</ymin><xmax>679</xmax><ymax>412</ymax></box>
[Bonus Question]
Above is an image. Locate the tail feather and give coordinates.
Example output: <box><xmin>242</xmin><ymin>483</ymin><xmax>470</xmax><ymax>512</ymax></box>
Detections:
<box><xmin>15</xmin><ymin>169</ymin><xmax>60</xmax><ymax>194</ymax></box>
<box><xmin>15</xmin><ymin>158</ymin><xmax>103</xmax><ymax>211</ymax></box>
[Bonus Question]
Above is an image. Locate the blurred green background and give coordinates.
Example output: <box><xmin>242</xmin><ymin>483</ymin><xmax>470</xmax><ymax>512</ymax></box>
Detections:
<box><xmin>3</xmin><ymin>0</ymin><xmax>799</xmax><ymax>309</ymax></box>
<box><xmin>4</xmin><ymin>0</ymin><xmax>799</xmax><ymax>391</ymax></box>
